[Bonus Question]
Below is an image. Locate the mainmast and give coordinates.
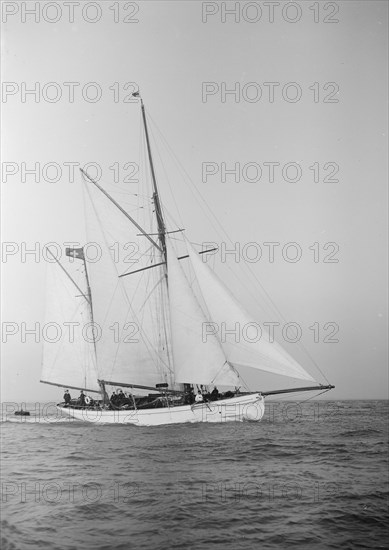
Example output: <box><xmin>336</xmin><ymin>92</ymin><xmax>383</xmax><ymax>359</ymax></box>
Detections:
<box><xmin>137</xmin><ymin>92</ymin><xmax>167</xmax><ymax>257</ymax></box>
<box><xmin>135</xmin><ymin>91</ymin><xmax>174</xmax><ymax>389</ymax></box>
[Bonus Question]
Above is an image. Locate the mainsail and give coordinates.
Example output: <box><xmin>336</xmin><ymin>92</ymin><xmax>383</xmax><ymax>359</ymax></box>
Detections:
<box><xmin>81</xmin><ymin>174</ymin><xmax>174</xmax><ymax>389</ymax></box>
<box><xmin>41</xmin><ymin>255</ymin><xmax>100</xmax><ymax>392</ymax></box>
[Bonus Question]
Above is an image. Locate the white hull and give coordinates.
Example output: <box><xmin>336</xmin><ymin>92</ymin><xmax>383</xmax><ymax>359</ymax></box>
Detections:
<box><xmin>57</xmin><ymin>393</ymin><xmax>265</xmax><ymax>426</ymax></box>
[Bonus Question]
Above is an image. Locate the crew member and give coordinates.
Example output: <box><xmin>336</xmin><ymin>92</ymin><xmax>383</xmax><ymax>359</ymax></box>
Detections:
<box><xmin>79</xmin><ymin>390</ymin><xmax>86</xmax><ymax>406</ymax></box>
<box><xmin>211</xmin><ymin>387</ymin><xmax>219</xmax><ymax>401</ymax></box>
<box><xmin>63</xmin><ymin>390</ymin><xmax>71</xmax><ymax>405</ymax></box>
<box><xmin>195</xmin><ymin>391</ymin><xmax>203</xmax><ymax>403</ymax></box>
<box><xmin>117</xmin><ymin>389</ymin><xmax>125</xmax><ymax>405</ymax></box>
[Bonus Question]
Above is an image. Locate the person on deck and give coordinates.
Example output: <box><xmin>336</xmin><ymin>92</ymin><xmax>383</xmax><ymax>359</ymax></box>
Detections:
<box><xmin>185</xmin><ymin>387</ymin><xmax>195</xmax><ymax>405</ymax></box>
<box><xmin>211</xmin><ymin>387</ymin><xmax>219</xmax><ymax>401</ymax></box>
<box><xmin>78</xmin><ymin>390</ymin><xmax>86</xmax><ymax>406</ymax></box>
<box><xmin>117</xmin><ymin>390</ymin><xmax>125</xmax><ymax>405</ymax></box>
<box><xmin>63</xmin><ymin>390</ymin><xmax>71</xmax><ymax>405</ymax></box>
<box><xmin>195</xmin><ymin>391</ymin><xmax>203</xmax><ymax>403</ymax></box>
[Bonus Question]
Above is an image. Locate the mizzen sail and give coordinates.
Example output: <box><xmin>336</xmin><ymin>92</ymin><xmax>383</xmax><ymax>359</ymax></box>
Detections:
<box><xmin>41</xmin><ymin>255</ymin><xmax>100</xmax><ymax>392</ymax></box>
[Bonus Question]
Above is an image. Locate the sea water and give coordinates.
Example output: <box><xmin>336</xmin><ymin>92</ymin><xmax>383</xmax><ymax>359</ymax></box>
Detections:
<box><xmin>1</xmin><ymin>400</ymin><xmax>388</xmax><ymax>549</ymax></box>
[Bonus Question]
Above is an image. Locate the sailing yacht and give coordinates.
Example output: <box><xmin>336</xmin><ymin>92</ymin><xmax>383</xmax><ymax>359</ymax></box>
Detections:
<box><xmin>40</xmin><ymin>93</ymin><xmax>334</xmax><ymax>426</ymax></box>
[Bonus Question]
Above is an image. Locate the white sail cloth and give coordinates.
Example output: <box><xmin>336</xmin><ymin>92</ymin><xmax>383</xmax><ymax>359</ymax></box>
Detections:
<box><xmin>188</xmin><ymin>243</ymin><xmax>315</xmax><ymax>382</ymax></box>
<box><xmin>41</xmin><ymin>258</ymin><xmax>100</xmax><ymax>392</ymax></box>
<box><xmin>82</xmin><ymin>177</ymin><xmax>173</xmax><ymax>388</ymax></box>
<box><xmin>166</xmin><ymin>239</ymin><xmax>240</xmax><ymax>387</ymax></box>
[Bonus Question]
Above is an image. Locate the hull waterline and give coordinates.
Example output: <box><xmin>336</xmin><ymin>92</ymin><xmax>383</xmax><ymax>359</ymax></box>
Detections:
<box><xmin>57</xmin><ymin>393</ymin><xmax>265</xmax><ymax>426</ymax></box>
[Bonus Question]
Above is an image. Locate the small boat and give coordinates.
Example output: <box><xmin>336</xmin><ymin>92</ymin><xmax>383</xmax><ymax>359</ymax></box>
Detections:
<box><xmin>14</xmin><ymin>410</ymin><xmax>30</xmax><ymax>416</ymax></box>
<box><xmin>40</xmin><ymin>92</ymin><xmax>334</xmax><ymax>426</ymax></box>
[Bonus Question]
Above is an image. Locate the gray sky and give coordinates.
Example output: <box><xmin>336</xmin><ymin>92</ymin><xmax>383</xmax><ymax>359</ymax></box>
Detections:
<box><xmin>1</xmin><ymin>0</ymin><xmax>388</xmax><ymax>401</ymax></box>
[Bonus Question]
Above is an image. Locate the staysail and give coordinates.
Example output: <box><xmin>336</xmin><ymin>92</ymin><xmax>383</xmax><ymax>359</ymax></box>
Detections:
<box><xmin>187</xmin><ymin>242</ymin><xmax>315</xmax><ymax>382</ymax></box>
<box><xmin>166</xmin><ymin>238</ymin><xmax>240</xmax><ymax>387</ymax></box>
<box><xmin>40</xmin><ymin>254</ymin><xmax>100</xmax><ymax>392</ymax></box>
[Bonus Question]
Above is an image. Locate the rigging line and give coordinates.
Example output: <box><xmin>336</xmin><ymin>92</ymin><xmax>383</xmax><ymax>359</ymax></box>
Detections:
<box><xmin>112</xmin><ymin>282</ymin><xmax>166</xmax><ymax>379</ymax></box>
<box><xmin>134</xmin><ymin>124</ymin><xmax>172</xmax><ymax>375</ymax></box>
<box><xmin>119</xmin><ymin>261</ymin><xmax>173</xmax><ymax>376</ymax></box>
<box><xmin>148</xmin><ymin>118</ymin><xmax>285</xmax><ymax>311</ymax></box>
<box><xmin>82</xmin><ymin>156</ymin><xmax>168</xmax><ymax>381</ymax></box>
<box><xmin>147</xmin><ymin>114</ymin><xmax>331</xmax><ymax>387</ymax></box>
<box><xmin>100</xmin><ymin>187</ymin><xmax>144</xmax><ymax>202</ymax></box>
<box><xmin>265</xmin><ymin>386</ymin><xmax>333</xmax><ymax>401</ymax></box>
<box><xmin>45</xmin><ymin>299</ymin><xmax>89</xmax><ymax>377</ymax></box>
<box><xmin>81</xmin><ymin>179</ymin><xmax>138</xmax><ymax>381</ymax></box>
<box><xmin>147</xmin><ymin>116</ymin><xmax>288</xmax><ymax>307</ymax></box>
<box><xmin>103</xmin><ymin>190</ymin><xmax>150</xmax><ymax>200</ymax></box>
<box><xmin>80</xmin><ymin>168</ymin><xmax>162</xmax><ymax>253</ymax></box>
<box><xmin>236</xmin><ymin>372</ymin><xmax>250</xmax><ymax>392</ymax></box>
<box><xmin>209</xmin><ymin>361</ymin><xmax>240</xmax><ymax>387</ymax></box>
<box><xmin>109</xmin><ymin>286</ymin><xmax>147</xmax><ymax>381</ymax></box>
<box><xmin>168</xmin><ymin>239</ymin><xmax>234</xmax><ymax>376</ymax></box>
<box><xmin>147</xmin><ymin>117</ymin><xmax>186</xmax><ymax>231</ymax></box>
<box><xmin>139</xmin><ymin>122</ymin><xmax>151</xmax><ymax>229</ymax></box>
<box><xmin>219</xmin><ymin>255</ymin><xmax>331</xmax><ymax>383</ymax></box>
<box><xmin>299</xmin><ymin>388</ymin><xmax>333</xmax><ymax>403</ymax></box>
<box><xmin>139</xmin><ymin>274</ymin><xmax>165</xmax><ymax>312</ymax></box>
<box><xmin>160</xmin><ymin>201</ymin><xmax>185</xmax><ymax>232</ymax></box>
<box><xmin>104</xmin><ymin>202</ymin><xmax>148</xmax><ymax>215</ymax></box>
<box><xmin>82</xmin><ymin>175</ymin><xmax>149</xmax><ymax>308</ymax></box>
<box><xmin>141</xmin><ymin>102</ymin><xmax>167</xmax><ymax>245</ymax></box>
<box><xmin>148</xmin><ymin>112</ymin><xmax>220</xmax><ymax>228</ymax></box>
<box><xmin>80</xmin><ymin>184</ymin><xmax>100</xmax><ymax>382</ymax></box>
<box><xmin>160</xmin><ymin>276</ymin><xmax>174</xmax><ymax>382</ymax></box>
<box><xmin>146</xmin><ymin>250</ymin><xmax>175</xmax><ymax>377</ymax></box>
<box><xmin>149</xmin><ymin>120</ymin><xmax>329</xmax><ymax>383</ymax></box>
<box><xmin>139</xmin><ymin>119</ymin><xmax>153</xmax><ymax>233</ymax></box>
<box><xmin>104</xmin><ymin>282</ymin><xmax>126</xmax><ymax>381</ymax></box>
<box><xmin>119</xmin><ymin>243</ymin><xmax>154</xmax><ymax>277</ymax></box>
